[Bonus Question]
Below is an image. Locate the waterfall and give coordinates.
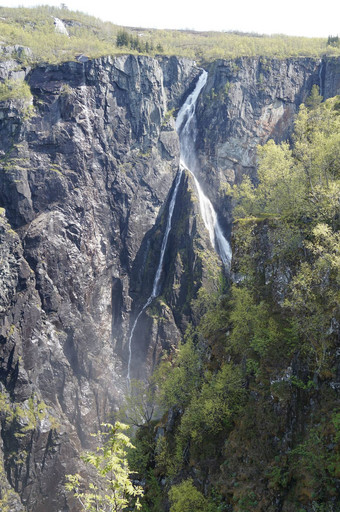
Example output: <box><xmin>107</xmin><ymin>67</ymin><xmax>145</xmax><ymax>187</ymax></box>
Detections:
<box><xmin>127</xmin><ymin>170</ymin><xmax>183</xmax><ymax>383</ymax></box>
<box><xmin>160</xmin><ymin>75</ymin><xmax>168</xmax><ymax>116</ymax></box>
<box><xmin>319</xmin><ymin>59</ymin><xmax>324</xmax><ymax>97</ymax></box>
<box><xmin>54</xmin><ymin>17</ymin><xmax>69</xmax><ymax>36</ymax></box>
<box><xmin>126</xmin><ymin>69</ymin><xmax>231</xmax><ymax>382</ymax></box>
<box><xmin>176</xmin><ymin>71</ymin><xmax>232</xmax><ymax>267</ymax></box>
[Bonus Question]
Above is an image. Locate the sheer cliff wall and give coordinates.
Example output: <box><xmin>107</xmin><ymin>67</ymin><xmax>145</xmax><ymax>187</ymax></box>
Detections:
<box><xmin>0</xmin><ymin>53</ymin><xmax>339</xmax><ymax>510</ymax></box>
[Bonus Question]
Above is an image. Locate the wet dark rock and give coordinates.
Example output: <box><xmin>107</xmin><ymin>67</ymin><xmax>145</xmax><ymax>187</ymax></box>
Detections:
<box><xmin>195</xmin><ymin>56</ymin><xmax>340</xmax><ymax>229</ymax></box>
<box><xmin>0</xmin><ymin>52</ymin><xmax>339</xmax><ymax>510</ymax></box>
<box><xmin>0</xmin><ymin>53</ymin><xmax>201</xmax><ymax>509</ymax></box>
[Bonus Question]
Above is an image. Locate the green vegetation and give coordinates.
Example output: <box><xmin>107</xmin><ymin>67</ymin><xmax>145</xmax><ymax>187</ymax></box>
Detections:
<box><xmin>65</xmin><ymin>422</ymin><xmax>143</xmax><ymax>511</ymax></box>
<box><xmin>1</xmin><ymin>388</ymin><xmax>60</xmax><ymax>443</ymax></box>
<box><xmin>0</xmin><ymin>5</ymin><xmax>119</xmax><ymax>64</ymax></box>
<box><xmin>126</xmin><ymin>91</ymin><xmax>340</xmax><ymax>511</ymax></box>
<box><xmin>0</xmin><ymin>390</ymin><xmax>54</xmax><ymax>433</ymax></box>
<box><xmin>0</xmin><ymin>386</ymin><xmax>60</xmax><ymax>502</ymax></box>
<box><xmin>232</xmin><ymin>90</ymin><xmax>340</xmax><ymax>376</ymax></box>
<box><xmin>0</xmin><ymin>79</ymin><xmax>32</xmax><ymax>102</ymax></box>
<box><xmin>169</xmin><ymin>479</ymin><xmax>213</xmax><ymax>512</ymax></box>
<box><xmin>0</xmin><ymin>6</ymin><xmax>340</xmax><ymax>65</ymax></box>
<box><xmin>161</xmin><ymin>107</ymin><xmax>175</xmax><ymax>126</ymax></box>
<box><xmin>0</xmin><ymin>451</ymin><xmax>22</xmax><ymax>512</ymax></box>
<box><xmin>1</xmin><ymin>7</ymin><xmax>340</xmax><ymax>510</ymax></box>
<box><xmin>327</xmin><ymin>35</ymin><xmax>340</xmax><ymax>48</ymax></box>
<box><xmin>149</xmin><ymin>30</ymin><xmax>340</xmax><ymax>62</ymax></box>
<box><xmin>116</xmin><ymin>29</ymin><xmax>163</xmax><ymax>54</ymax></box>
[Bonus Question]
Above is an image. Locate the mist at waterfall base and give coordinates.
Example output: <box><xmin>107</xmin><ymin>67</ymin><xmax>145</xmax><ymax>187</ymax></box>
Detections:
<box><xmin>175</xmin><ymin>71</ymin><xmax>232</xmax><ymax>267</ymax></box>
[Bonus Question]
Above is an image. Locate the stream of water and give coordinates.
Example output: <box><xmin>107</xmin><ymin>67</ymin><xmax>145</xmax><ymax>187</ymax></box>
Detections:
<box><xmin>54</xmin><ymin>17</ymin><xmax>69</xmax><ymax>36</ymax></box>
<box><xmin>176</xmin><ymin>70</ymin><xmax>232</xmax><ymax>267</ymax></box>
<box><xmin>127</xmin><ymin>69</ymin><xmax>231</xmax><ymax>383</ymax></box>
<box><xmin>126</xmin><ymin>170</ymin><xmax>183</xmax><ymax>383</ymax></box>
<box><xmin>319</xmin><ymin>59</ymin><xmax>324</xmax><ymax>97</ymax></box>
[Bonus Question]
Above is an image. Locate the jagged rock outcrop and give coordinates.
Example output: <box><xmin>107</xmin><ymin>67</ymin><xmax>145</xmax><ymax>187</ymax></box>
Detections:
<box><xmin>0</xmin><ymin>51</ymin><xmax>340</xmax><ymax>510</ymax></box>
<box><xmin>322</xmin><ymin>56</ymin><xmax>340</xmax><ymax>99</ymax></box>
<box><xmin>128</xmin><ymin>170</ymin><xmax>222</xmax><ymax>379</ymax></box>
<box><xmin>0</xmin><ymin>54</ymin><xmax>201</xmax><ymax>510</ymax></box>
<box><xmin>195</xmin><ymin>56</ymin><xmax>340</xmax><ymax>225</ymax></box>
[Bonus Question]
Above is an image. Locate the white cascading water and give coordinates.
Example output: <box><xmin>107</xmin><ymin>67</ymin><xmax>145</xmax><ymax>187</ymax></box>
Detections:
<box><xmin>176</xmin><ymin>70</ymin><xmax>232</xmax><ymax>267</ymax></box>
<box><xmin>127</xmin><ymin>69</ymin><xmax>231</xmax><ymax>382</ymax></box>
<box><xmin>127</xmin><ymin>169</ymin><xmax>183</xmax><ymax>383</ymax></box>
<box><xmin>54</xmin><ymin>17</ymin><xmax>69</xmax><ymax>36</ymax></box>
<box><xmin>319</xmin><ymin>59</ymin><xmax>324</xmax><ymax>97</ymax></box>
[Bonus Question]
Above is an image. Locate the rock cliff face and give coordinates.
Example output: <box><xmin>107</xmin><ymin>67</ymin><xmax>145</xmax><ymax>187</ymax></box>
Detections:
<box><xmin>0</xmin><ymin>52</ymin><xmax>339</xmax><ymax>510</ymax></box>
<box><xmin>195</xmin><ymin>57</ymin><xmax>340</xmax><ymax>224</ymax></box>
<box><xmin>0</xmin><ymin>54</ymin><xmax>203</xmax><ymax>510</ymax></box>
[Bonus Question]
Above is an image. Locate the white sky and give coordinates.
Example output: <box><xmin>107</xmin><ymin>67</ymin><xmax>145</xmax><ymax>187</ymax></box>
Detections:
<box><xmin>1</xmin><ymin>0</ymin><xmax>339</xmax><ymax>38</ymax></box>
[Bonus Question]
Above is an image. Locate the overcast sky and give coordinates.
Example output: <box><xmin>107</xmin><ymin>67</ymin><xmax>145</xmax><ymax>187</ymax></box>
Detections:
<box><xmin>1</xmin><ymin>0</ymin><xmax>339</xmax><ymax>38</ymax></box>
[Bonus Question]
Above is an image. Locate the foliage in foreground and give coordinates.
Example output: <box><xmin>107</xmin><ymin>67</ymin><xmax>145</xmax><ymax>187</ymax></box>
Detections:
<box><xmin>65</xmin><ymin>422</ymin><xmax>143</xmax><ymax>512</ymax></box>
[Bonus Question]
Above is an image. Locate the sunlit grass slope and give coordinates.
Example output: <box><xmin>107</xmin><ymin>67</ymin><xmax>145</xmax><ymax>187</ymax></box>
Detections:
<box><xmin>0</xmin><ymin>5</ymin><xmax>340</xmax><ymax>65</ymax></box>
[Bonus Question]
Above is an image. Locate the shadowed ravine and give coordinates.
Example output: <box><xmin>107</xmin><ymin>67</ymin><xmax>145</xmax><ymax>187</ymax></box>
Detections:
<box><xmin>127</xmin><ymin>68</ymin><xmax>232</xmax><ymax>384</ymax></box>
<box><xmin>126</xmin><ymin>169</ymin><xmax>183</xmax><ymax>383</ymax></box>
